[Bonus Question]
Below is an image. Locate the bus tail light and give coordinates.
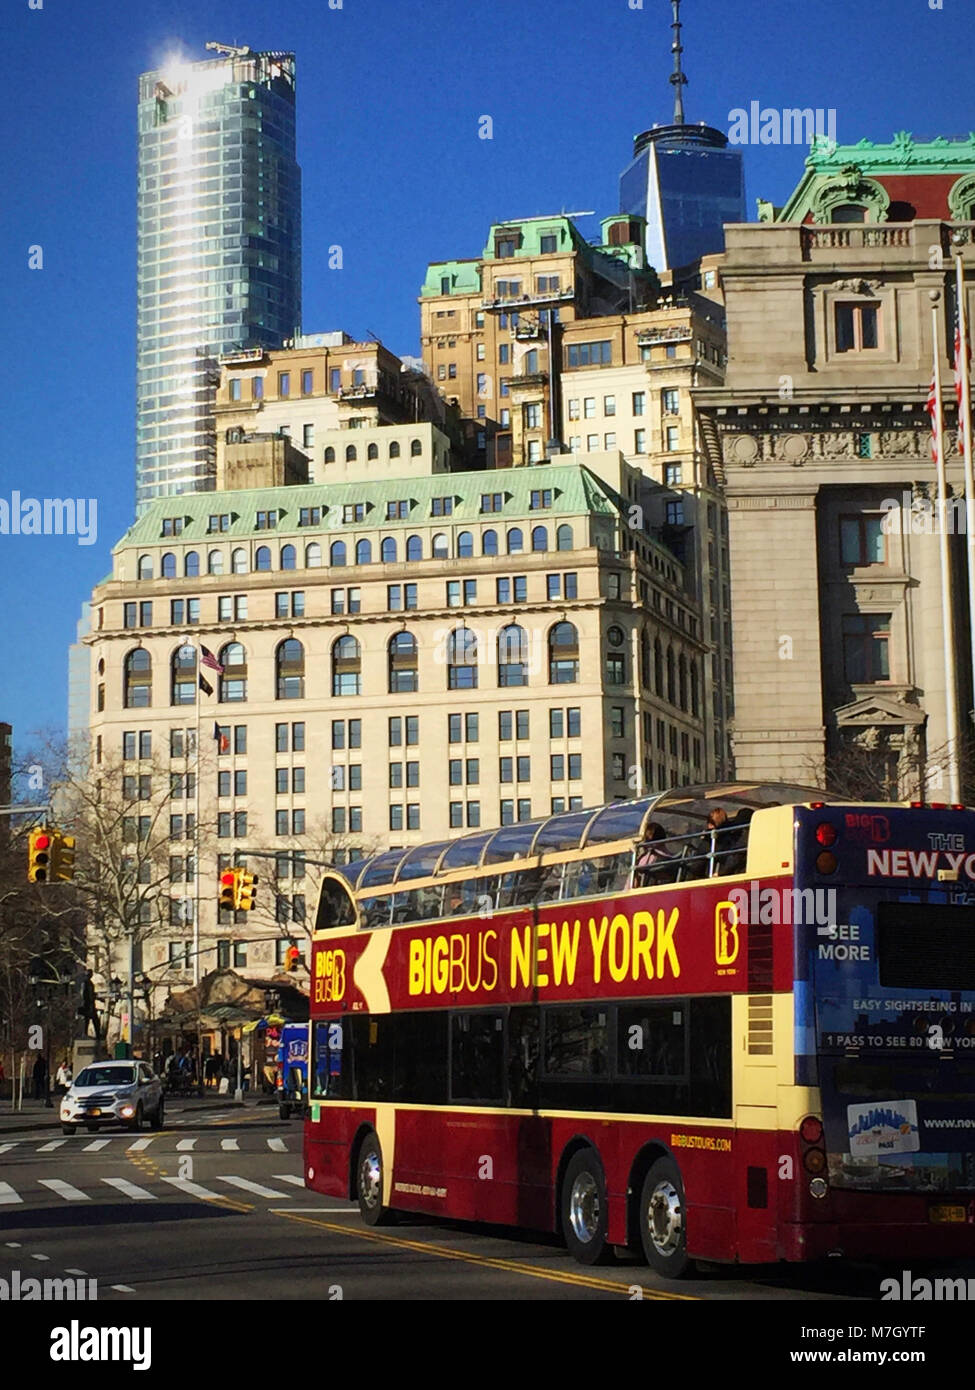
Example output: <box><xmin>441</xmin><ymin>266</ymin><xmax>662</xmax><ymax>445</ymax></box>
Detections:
<box><xmin>803</xmin><ymin>1148</ymin><xmax>827</xmax><ymax>1175</ymax></box>
<box><xmin>815</xmin><ymin>851</ymin><xmax>838</xmax><ymax>874</ymax></box>
<box><xmin>799</xmin><ymin>1115</ymin><xmax>828</xmax><ymax>1195</ymax></box>
<box><xmin>799</xmin><ymin>1116</ymin><xmax>823</xmax><ymax>1144</ymax></box>
<box><xmin>815</xmin><ymin>823</ymin><xmax>837</xmax><ymax>846</ymax></box>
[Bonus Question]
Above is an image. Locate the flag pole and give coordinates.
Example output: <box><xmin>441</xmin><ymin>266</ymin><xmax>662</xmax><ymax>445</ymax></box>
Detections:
<box><xmin>956</xmin><ymin>250</ymin><xmax>975</xmax><ymax>745</ymax></box>
<box><xmin>931</xmin><ymin>296</ymin><xmax>962</xmax><ymax>803</ymax></box>
<box><xmin>193</xmin><ymin>644</ymin><xmax>202</xmax><ymax>991</ymax></box>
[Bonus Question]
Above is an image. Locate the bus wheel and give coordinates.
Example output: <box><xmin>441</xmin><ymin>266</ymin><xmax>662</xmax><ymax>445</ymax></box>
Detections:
<box><xmin>356</xmin><ymin>1129</ymin><xmax>394</xmax><ymax>1226</ymax></box>
<box><xmin>561</xmin><ymin>1149</ymin><xmax>610</xmax><ymax>1265</ymax></box>
<box><xmin>639</xmin><ymin>1158</ymin><xmax>689</xmax><ymax>1278</ymax></box>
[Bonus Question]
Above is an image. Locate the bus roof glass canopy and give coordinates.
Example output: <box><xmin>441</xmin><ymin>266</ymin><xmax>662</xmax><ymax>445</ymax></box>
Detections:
<box><xmin>329</xmin><ymin>782</ymin><xmax>833</xmax><ymax>894</ymax></box>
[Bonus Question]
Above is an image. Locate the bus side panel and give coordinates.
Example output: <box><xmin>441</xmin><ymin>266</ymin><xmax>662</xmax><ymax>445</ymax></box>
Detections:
<box><xmin>732</xmin><ymin>1129</ymin><xmax>780</xmax><ymax>1263</ymax></box>
<box><xmin>305</xmin><ymin>1104</ymin><xmax>373</xmax><ymax>1201</ymax></box>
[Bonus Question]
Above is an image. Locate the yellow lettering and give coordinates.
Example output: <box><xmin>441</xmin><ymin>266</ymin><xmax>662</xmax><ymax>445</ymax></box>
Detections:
<box><xmin>631</xmin><ymin>911</ymin><xmax>655</xmax><ymax>981</ymax></box>
<box><xmin>549</xmin><ymin>920</ymin><xmax>580</xmax><ymax>986</ymax></box>
<box><xmin>510</xmin><ymin>924</ymin><xmax>532</xmax><ymax>988</ymax></box>
<box><xmin>608</xmin><ymin>913</ymin><xmax>630</xmax><ymax>983</ymax></box>
<box><xmin>655</xmin><ymin>908</ymin><xmax>680</xmax><ymax>979</ymax></box>
<box><xmin>432</xmin><ymin>936</ymin><xmax>448</xmax><ymax>993</ymax></box>
<box><xmin>588</xmin><ymin>916</ymin><xmax>609</xmax><ymax>984</ymax></box>
<box><xmin>449</xmin><ymin>934</ymin><xmax>465</xmax><ymax>993</ymax></box>
<box><xmin>482</xmin><ymin>931</ymin><xmax>498</xmax><ymax>991</ymax></box>
<box><xmin>535</xmin><ymin>923</ymin><xmax>549</xmax><ymax>987</ymax></box>
<box><xmin>408</xmin><ymin>939</ymin><xmax>424</xmax><ymax>995</ymax></box>
<box><xmin>332</xmin><ymin>950</ymin><xmax>345</xmax><ymax>1000</ymax></box>
<box><xmin>424</xmin><ymin>936</ymin><xmax>432</xmax><ymax>995</ymax></box>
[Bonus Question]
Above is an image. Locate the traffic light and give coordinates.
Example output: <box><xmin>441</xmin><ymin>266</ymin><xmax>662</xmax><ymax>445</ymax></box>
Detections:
<box><xmin>236</xmin><ymin>870</ymin><xmax>258</xmax><ymax>911</ymax></box>
<box><xmin>28</xmin><ymin>829</ymin><xmax>52</xmax><ymax>883</ymax></box>
<box><xmin>285</xmin><ymin>944</ymin><xmax>300</xmax><ymax>973</ymax></box>
<box><xmin>55</xmin><ymin>835</ymin><xmax>76</xmax><ymax>882</ymax></box>
<box><xmin>219</xmin><ymin>869</ymin><xmax>238</xmax><ymax>912</ymax></box>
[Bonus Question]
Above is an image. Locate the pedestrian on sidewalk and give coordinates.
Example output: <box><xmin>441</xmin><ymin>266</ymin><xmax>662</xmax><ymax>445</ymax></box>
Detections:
<box><xmin>32</xmin><ymin>1053</ymin><xmax>48</xmax><ymax>1101</ymax></box>
<box><xmin>55</xmin><ymin>1059</ymin><xmax>72</xmax><ymax>1094</ymax></box>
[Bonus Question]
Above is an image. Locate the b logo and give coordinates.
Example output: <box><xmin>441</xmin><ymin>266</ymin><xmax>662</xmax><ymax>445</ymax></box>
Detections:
<box><xmin>314</xmin><ymin>949</ymin><xmax>347</xmax><ymax>1003</ymax></box>
<box><xmin>715</xmin><ymin>901</ymin><xmax>740</xmax><ymax>967</ymax></box>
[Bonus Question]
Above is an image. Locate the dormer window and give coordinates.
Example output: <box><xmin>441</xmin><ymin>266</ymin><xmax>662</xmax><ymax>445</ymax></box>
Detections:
<box><xmin>255</xmin><ymin>510</ymin><xmax>279</xmax><ymax>530</ymax></box>
<box><xmin>496</xmin><ymin>237</ymin><xmax>517</xmax><ymax>258</ymax></box>
<box><xmin>431</xmin><ymin>496</ymin><xmax>454</xmax><ymax>517</ymax></box>
<box><xmin>831</xmin><ymin>204</ymin><xmax>867</xmax><ymax>224</ymax></box>
<box><xmin>161</xmin><ymin>517</ymin><xmax>184</xmax><ymax>537</ymax></box>
<box><xmin>343</xmin><ymin>503</ymin><xmax>367</xmax><ymax>524</ymax></box>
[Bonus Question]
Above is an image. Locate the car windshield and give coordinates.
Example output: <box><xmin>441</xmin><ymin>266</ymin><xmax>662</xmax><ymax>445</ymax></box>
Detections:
<box><xmin>75</xmin><ymin>1066</ymin><xmax>136</xmax><ymax>1087</ymax></box>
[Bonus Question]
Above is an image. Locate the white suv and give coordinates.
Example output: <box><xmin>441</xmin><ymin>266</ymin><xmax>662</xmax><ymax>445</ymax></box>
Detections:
<box><xmin>61</xmin><ymin>1062</ymin><xmax>164</xmax><ymax>1135</ymax></box>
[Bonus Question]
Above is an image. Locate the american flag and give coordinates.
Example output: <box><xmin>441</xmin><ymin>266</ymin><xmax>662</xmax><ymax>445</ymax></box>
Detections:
<box><xmin>200</xmin><ymin>645</ymin><xmax>224</xmax><ymax>674</ymax></box>
<box><xmin>925</xmin><ymin>372</ymin><xmax>940</xmax><ymax>465</ymax></box>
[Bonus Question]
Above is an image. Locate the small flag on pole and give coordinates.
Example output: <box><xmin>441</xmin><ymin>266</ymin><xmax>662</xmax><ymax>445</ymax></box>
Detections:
<box><xmin>199</xmin><ymin>675</ymin><xmax>214</xmax><ymax>697</ymax></box>
<box><xmin>213</xmin><ymin>722</ymin><xmax>230</xmax><ymax>753</ymax></box>
<box><xmin>925</xmin><ymin>373</ymin><xmax>940</xmax><ymax>465</ymax></box>
<box><xmin>201</xmin><ymin>646</ymin><xmax>224</xmax><ymax>674</ymax></box>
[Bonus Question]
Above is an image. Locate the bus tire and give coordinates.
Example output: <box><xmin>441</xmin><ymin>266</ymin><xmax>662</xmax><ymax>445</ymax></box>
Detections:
<box><xmin>639</xmin><ymin>1157</ymin><xmax>690</xmax><ymax>1279</ymax></box>
<box><xmin>561</xmin><ymin>1148</ymin><xmax>610</xmax><ymax>1265</ymax></box>
<box><xmin>356</xmin><ymin>1129</ymin><xmax>395</xmax><ymax>1227</ymax></box>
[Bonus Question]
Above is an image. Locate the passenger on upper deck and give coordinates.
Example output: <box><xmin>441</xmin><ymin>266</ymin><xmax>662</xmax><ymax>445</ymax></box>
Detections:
<box><xmin>634</xmin><ymin>822</ymin><xmax>680</xmax><ymax>886</ymax></box>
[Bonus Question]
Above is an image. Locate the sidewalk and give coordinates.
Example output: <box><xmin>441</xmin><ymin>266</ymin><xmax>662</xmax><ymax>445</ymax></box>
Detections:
<box><xmin>0</xmin><ymin>1091</ymin><xmax>268</xmax><ymax>1135</ymax></box>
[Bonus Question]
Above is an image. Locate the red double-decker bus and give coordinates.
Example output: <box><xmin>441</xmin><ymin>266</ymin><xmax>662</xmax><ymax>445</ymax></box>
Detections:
<box><xmin>303</xmin><ymin>784</ymin><xmax>975</xmax><ymax>1275</ymax></box>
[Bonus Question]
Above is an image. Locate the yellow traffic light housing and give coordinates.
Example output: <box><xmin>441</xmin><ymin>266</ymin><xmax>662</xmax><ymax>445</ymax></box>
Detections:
<box><xmin>285</xmin><ymin>944</ymin><xmax>300</xmax><ymax>972</ymax></box>
<box><xmin>236</xmin><ymin>870</ymin><xmax>258</xmax><ymax>911</ymax></box>
<box><xmin>219</xmin><ymin>869</ymin><xmax>238</xmax><ymax>912</ymax></box>
<box><xmin>28</xmin><ymin>828</ymin><xmax>52</xmax><ymax>883</ymax></box>
<box><xmin>54</xmin><ymin>834</ymin><xmax>75</xmax><ymax>882</ymax></box>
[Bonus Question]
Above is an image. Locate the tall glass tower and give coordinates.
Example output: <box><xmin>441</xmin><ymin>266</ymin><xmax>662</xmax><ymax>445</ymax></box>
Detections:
<box><xmin>136</xmin><ymin>44</ymin><xmax>301</xmax><ymax>510</ymax></box>
<box><xmin>619</xmin><ymin>1</ymin><xmax>744</xmax><ymax>271</ymax></box>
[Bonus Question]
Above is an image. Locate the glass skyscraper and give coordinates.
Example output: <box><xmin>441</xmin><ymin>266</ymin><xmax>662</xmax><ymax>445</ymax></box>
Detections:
<box><xmin>136</xmin><ymin>45</ymin><xmax>301</xmax><ymax>510</ymax></box>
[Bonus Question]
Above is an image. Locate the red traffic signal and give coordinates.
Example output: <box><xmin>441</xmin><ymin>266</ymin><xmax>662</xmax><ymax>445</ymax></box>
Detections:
<box><xmin>219</xmin><ymin>870</ymin><xmax>238</xmax><ymax>911</ymax></box>
<box><xmin>285</xmin><ymin>945</ymin><xmax>300</xmax><ymax>973</ymax></box>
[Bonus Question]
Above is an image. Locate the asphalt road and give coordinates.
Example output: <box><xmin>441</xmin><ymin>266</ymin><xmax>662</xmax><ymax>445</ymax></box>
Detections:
<box><xmin>0</xmin><ymin>1107</ymin><xmax>971</xmax><ymax>1303</ymax></box>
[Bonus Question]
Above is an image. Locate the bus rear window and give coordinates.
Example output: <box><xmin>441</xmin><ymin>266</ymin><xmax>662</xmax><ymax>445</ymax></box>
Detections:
<box><xmin>877</xmin><ymin>901</ymin><xmax>975</xmax><ymax>991</ymax></box>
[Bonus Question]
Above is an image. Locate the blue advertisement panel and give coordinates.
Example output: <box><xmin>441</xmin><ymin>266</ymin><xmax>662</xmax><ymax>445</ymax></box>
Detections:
<box><xmin>794</xmin><ymin>807</ymin><xmax>975</xmax><ymax>1195</ymax></box>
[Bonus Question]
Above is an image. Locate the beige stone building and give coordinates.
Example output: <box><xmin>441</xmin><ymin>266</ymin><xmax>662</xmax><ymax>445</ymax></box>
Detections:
<box><xmin>696</xmin><ymin>133</ymin><xmax>975</xmax><ymax>793</ymax></box>
<box><xmin>85</xmin><ymin>447</ymin><xmax>709</xmax><ymax>1014</ymax></box>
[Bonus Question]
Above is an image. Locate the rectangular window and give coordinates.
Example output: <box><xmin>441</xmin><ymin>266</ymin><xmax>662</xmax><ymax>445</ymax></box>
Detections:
<box><xmin>566</xmin><ymin>341</ymin><xmax>612</xmax><ymax>368</ymax></box>
<box><xmin>634</xmin><ymin>429</ymin><xmax>646</xmax><ymax>454</ymax></box>
<box><xmin>568</xmin><ymin>754</ymin><xmax>582</xmax><ymax>780</ymax></box>
<box><xmin>665</xmin><ymin>463</ymin><xmax>682</xmax><ymax>486</ymax></box>
<box><xmin>278</xmin><ymin>371</ymin><xmax>291</xmax><ymax>397</ymax></box>
<box><xmin>387</xmin><ymin>585</ymin><xmax>401</xmax><ymax>612</ymax></box>
<box><xmin>332</xmin><ymin>807</ymin><xmax>346</xmax><ymax>834</ymax></box>
<box><xmin>499</xmin><ymin>756</ymin><xmax>513</xmax><ymax>783</ymax></box>
<box><xmin>389</xmin><ymin>762</ymin><xmax>403</xmax><ymax>788</ymax></box>
<box><xmin>549</xmin><ymin>708</ymin><xmax>564</xmax><ymax>739</ymax></box>
<box><xmin>516</xmin><ymin>710</ymin><xmax>529</xmax><ymax>740</ymax></box>
<box><xmin>517</xmin><ymin>756</ymin><xmax>531</xmax><ymax>782</ymax></box>
<box><xmin>665</xmin><ymin>426</ymin><xmax>680</xmax><ymax>452</ymax></box>
<box><xmin>551</xmin><ymin>754</ymin><xmax>565</xmax><ymax>780</ymax></box>
<box><xmin>496</xmin><ymin>577</ymin><xmax>510</xmax><ymax>605</ymax></box>
<box><xmin>448</xmin><ymin>713</ymin><xmax>462</xmax><ymax>744</ymax></box>
<box><xmin>604</xmin><ymin>396</ymin><xmax>616</xmax><ymax>417</ymax></box>
<box><xmin>389</xmin><ymin>805</ymin><xmax>404</xmax><ymax>832</ymax></box>
<box><xmin>547</xmin><ymin>574</ymin><xmax>561</xmax><ymax>601</ymax></box>
<box><xmin>140</xmin><ymin>602</ymin><xmax>152</xmax><ymax>626</ymax></box>
<box><xmin>564</xmin><ymin>572</ymin><xmax>578</xmax><ymax>600</ymax></box>
<box><xmin>611</xmin><ymin>707</ymin><xmax>625</xmax><ymax>738</ymax></box>
<box><xmin>500</xmin><ymin>799</ymin><xmax>514</xmax><ymax>825</ymax></box>
<box><xmin>301</xmin><ymin>369</ymin><xmax>314</xmax><ymax>396</ymax></box>
<box><xmin>840</xmin><ymin>515</ymin><xmax>886</xmax><ymax>566</ymax></box>
<box><xmin>303</xmin><ymin>424</ymin><xmax>314</xmax><ymax>449</ymax></box>
<box><xmin>836</xmin><ymin>301</ymin><xmax>880</xmax><ymax>352</ymax></box>
<box><xmin>466</xmin><ymin>713</ymin><xmax>478</xmax><ymax>742</ymax></box>
<box><xmin>568</xmin><ymin>398</ymin><xmax>580</xmax><ymax>421</ymax></box>
<box><xmin>842</xmin><ymin>613</ymin><xmax>891</xmax><ymax>683</ymax></box>
<box><xmin>499</xmin><ymin>710</ymin><xmax>512</xmax><ymax>741</ymax></box>
<box><xmin>514</xmin><ymin>576</ymin><xmax>527</xmax><ymax>603</ymax></box>
<box><xmin>632</xmin><ymin>391</ymin><xmax>646</xmax><ymax>416</ymax></box>
<box><xmin>449</xmin><ymin>801</ymin><xmax>463</xmax><ymax>828</ymax></box>
<box><xmin>662</xmin><ymin>388</ymin><xmax>680</xmax><ymax>415</ymax></box>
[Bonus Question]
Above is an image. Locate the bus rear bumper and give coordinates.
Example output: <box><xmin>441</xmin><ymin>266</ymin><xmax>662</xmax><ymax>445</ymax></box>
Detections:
<box><xmin>782</xmin><ymin>1216</ymin><xmax>975</xmax><ymax>1263</ymax></box>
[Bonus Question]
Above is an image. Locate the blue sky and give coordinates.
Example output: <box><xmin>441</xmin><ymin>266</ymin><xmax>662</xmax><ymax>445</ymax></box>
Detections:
<box><xmin>0</xmin><ymin>0</ymin><xmax>970</xmax><ymax>763</ymax></box>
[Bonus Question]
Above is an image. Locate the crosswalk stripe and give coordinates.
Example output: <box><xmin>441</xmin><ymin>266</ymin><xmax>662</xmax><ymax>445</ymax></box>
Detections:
<box><xmin>39</xmin><ymin>1179</ymin><xmax>90</xmax><ymax>1202</ymax></box>
<box><xmin>0</xmin><ymin>1143</ymin><xmax>20</xmax><ymax>1154</ymax></box>
<box><xmin>216</xmin><ymin>1175</ymin><xmax>291</xmax><ymax>1199</ymax></box>
<box><xmin>83</xmin><ymin>1139</ymin><xmax>111</xmax><ymax>1152</ymax></box>
<box><xmin>220</xmin><ymin>1138</ymin><xmax>239</xmax><ymax>1151</ymax></box>
<box><xmin>176</xmin><ymin>1139</ymin><xmax>197</xmax><ymax>1151</ymax></box>
<box><xmin>37</xmin><ymin>1140</ymin><xmax>67</xmax><ymax>1153</ymax></box>
<box><xmin>267</xmin><ymin>1138</ymin><xmax>287</xmax><ymax>1152</ymax></box>
<box><xmin>0</xmin><ymin>1183</ymin><xmax>23</xmax><ymax>1205</ymax></box>
<box><xmin>101</xmin><ymin>1178</ymin><xmax>156</xmax><ymax>1201</ymax></box>
<box><xmin>160</xmin><ymin>1176</ymin><xmax>222</xmax><ymax>1200</ymax></box>
<box><xmin>272</xmin><ymin>1174</ymin><xmax>305</xmax><ymax>1187</ymax></box>
<box><xmin>127</xmin><ymin>1138</ymin><xmax>155</xmax><ymax>1151</ymax></box>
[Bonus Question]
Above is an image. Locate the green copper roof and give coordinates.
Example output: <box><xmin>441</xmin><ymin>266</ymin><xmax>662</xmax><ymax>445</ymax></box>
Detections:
<box><xmin>113</xmin><ymin>464</ymin><xmax>621</xmax><ymax>553</ymax></box>
<box><xmin>419</xmin><ymin>259</ymin><xmax>482</xmax><ymax>298</ymax></box>
<box><xmin>773</xmin><ymin>131</ymin><xmax>975</xmax><ymax>223</ymax></box>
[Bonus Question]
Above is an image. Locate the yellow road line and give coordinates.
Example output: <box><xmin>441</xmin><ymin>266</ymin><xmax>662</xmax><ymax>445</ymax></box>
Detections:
<box><xmin>272</xmin><ymin>1210</ymin><xmax>697</xmax><ymax>1300</ymax></box>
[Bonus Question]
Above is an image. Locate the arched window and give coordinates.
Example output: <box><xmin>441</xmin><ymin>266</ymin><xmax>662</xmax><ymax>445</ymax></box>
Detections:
<box><xmin>507</xmin><ymin>527</ymin><xmax>524</xmax><ymax>554</ymax></box>
<box><xmin>355</xmin><ymin>538</ymin><xmax>372</xmax><ymax>565</ymax></box>
<box><xmin>406</xmin><ymin>535</ymin><xmax>422</xmax><ymax>562</ymax></box>
<box><xmin>305</xmin><ymin>542</ymin><xmax>322</xmax><ymax>568</ymax></box>
<box><xmin>232</xmin><ymin>548</ymin><xmax>248</xmax><ymax>575</ymax></box>
<box><xmin>482</xmin><ymin>529</ymin><xmax>498</xmax><ymax>557</ymax></box>
<box><xmin>432</xmin><ymin>532</ymin><xmax>449</xmax><ymax>559</ymax></box>
<box><xmin>654</xmin><ymin>638</ymin><xmax>664</xmax><ymax>697</ymax></box>
<box><xmin>280</xmin><ymin>544</ymin><xmax>296</xmax><ymax>571</ymax></box>
<box><xmin>324</xmin><ymin>447</ymin><xmax>336</xmax><ymax>464</ymax></box>
<box><xmin>381</xmin><ymin>537</ymin><xmax>397</xmax><ymax>563</ymax></box>
<box><xmin>831</xmin><ymin>203</ymin><xmax>867</xmax><ymax>223</ymax></box>
<box><xmin>367</xmin><ymin>443</ymin><xmax>379</xmax><ymax>460</ymax></box>
<box><xmin>331</xmin><ymin>635</ymin><xmax>361</xmax><ymax>696</ymax></box>
<box><xmin>531</xmin><ymin>525</ymin><xmax>548</xmax><ymax>553</ymax></box>
<box><xmin>666</xmin><ymin>646</ymin><xmax>676</xmax><ymax>705</ymax></box>
<box><xmin>457</xmin><ymin>531</ymin><xmax>474</xmax><ymax>559</ymax></box>
<box><xmin>170</xmin><ymin>645</ymin><xmax>196</xmax><ymax>706</ymax></box>
<box><xmin>447</xmin><ymin>627</ymin><xmax>478</xmax><ymax>690</ymax></box>
<box><xmin>184</xmin><ymin>551</ymin><xmax>200</xmax><ymax>578</ymax></box>
<box><xmin>161</xmin><ymin>552</ymin><xmax>177</xmax><ymax>579</ymax></box>
<box><xmin>498</xmin><ymin>624</ymin><xmax>529</xmax><ymax>687</ymax></box>
<box><xmin>549</xmin><ymin>622</ymin><xmax>579</xmax><ymax>684</ymax></box>
<box><xmin>345</xmin><ymin>445</ymin><xmax>357</xmax><ymax>462</ymax></box>
<box><xmin>208</xmin><ymin>549</ymin><xmax>224</xmax><ymax>576</ymax></box>
<box><xmin>255</xmin><ymin>545</ymin><xmax>272</xmax><ymax>572</ymax></box>
<box><xmin>124</xmin><ymin>649</ymin><xmax>152</xmax><ymax>708</ymax></box>
<box><xmin>410</xmin><ymin>438</ymin><xmax>422</xmax><ymax>457</ymax></box>
<box><xmin>330</xmin><ymin>540</ymin><xmax>347</xmax><ymax>567</ymax></box>
<box><xmin>389</xmin><ymin>441</ymin><xmax>401</xmax><ymax>459</ymax></box>
<box><xmin>388</xmin><ymin>632</ymin><xmax>418</xmax><ymax>693</ymax></box>
<box><xmin>219</xmin><ymin>642</ymin><xmax>247</xmax><ymax>703</ymax></box>
<box><xmin>138</xmin><ymin>555</ymin><xmax>153</xmax><ymax>581</ymax></box>
<box><xmin>556</xmin><ymin>524</ymin><xmax>573</xmax><ymax>552</ymax></box>
<box><xmin>277</xmin><ymin>639</ymin><xmax>305</xmax><ymax>700</ymax></box>
<box><xmin>678</xmin><ymin>653</ymin><xmax>688</xmax><ymax>712</ymax></box>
